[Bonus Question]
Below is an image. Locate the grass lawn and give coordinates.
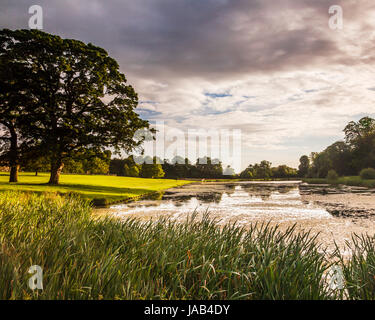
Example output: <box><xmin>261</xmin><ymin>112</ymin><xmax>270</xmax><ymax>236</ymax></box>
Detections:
<box><xmin>303</xmin><ymin>176</ymin><xmax>375</xmax><ymax>188</ymax></box>
<box><xmin>0</xmin><ymin>172</ymin><xmax>193</xmax><ymax>205</ymax></box>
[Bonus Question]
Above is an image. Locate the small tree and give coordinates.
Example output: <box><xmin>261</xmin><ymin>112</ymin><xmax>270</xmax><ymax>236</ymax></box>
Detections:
<box><xmin>140</xmin><ymin>164</ymin><xmax>165</xmax><ymax>179</ymax></box>
<box><xmin>327</xmin><ymin>169</ymin><xmax>339</xmax><ymax>182</ymax></box>
<box><xmin>121</xmin><ymin>156</ymin><xmax>140</xmax><ymax>177</ymax></box>
<box><xmin>124</xmin><ymin>164</ymin><xmax>140</xmax><ymax>177</ymax></box>
<box><xmin>298</xmin><ymin>155</ymin><xmax>310</xmax><ymax>178</ymax></box>
<box><xmin>83</xmin><ymin>157</ymin><xmax>109</xmax><ymax>175</ymax></box>
<box><xmin>109</xmin><ymin>159</ymin><xmax>126</xmax><ymax>176</ymax></box>
<box><xmin>21</xmin><ymin>153</ymin><xmax>50</xmax><ymax>176</ymax></box>
<box><xmin>63</xmin><ymin>159</ymin><xmax>85</xmax><ymax>174</ymax></box>
<box><xmin>360</xmin><ymin>168</ymin><xmax>375</xmax><ymax>180</ymax></box>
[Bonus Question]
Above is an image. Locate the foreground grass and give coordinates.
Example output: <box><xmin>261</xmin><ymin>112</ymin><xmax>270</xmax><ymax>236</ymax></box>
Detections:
<box><xmin>0</xmin><ymin>172</ymin><xmax>192</xmax><ymax>205</ymax></box>
<box><xmin>0</xmin><ymin>192</ymin><xmax>334</xmax><ymax>300</ymax></box>
<box><xmin>2</xmin><ymin>192</ymin><xmax>375</xmax><ymax>300</ymax></box>
<box><xmin>303</xmin><ymin>176</ymin><xmax>375</xmax><ymax>188</ymax></box>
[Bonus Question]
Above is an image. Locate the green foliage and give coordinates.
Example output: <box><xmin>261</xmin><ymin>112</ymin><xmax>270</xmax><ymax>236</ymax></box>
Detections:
<box><xmin>272</xmin><ymin>165</ymin><xmax>298</xmax><ymax>179</ymax></box>
<box><xmin>298</xmin><ymin>155</ymin><xmax>310</xmax><ymax>177</ymax></box>
<box><xmin>193</xmin><ymin>157</ymin><xmax>223</xmax><ymax>179</ymax></box>
<box><xmin>0</xmin><ymin>192</ymin><xmax>334</xmax><ymax>300</ymax></box>
<box><xmin>334</xmin><ymin>234</ymin><xmax>375</xmax><ymax>300</ymax></box>
<box><xmin>140</xmin><ymin>163</ymin><xmax>165</xmax><ymax>179</ymax></box>
<box><xmin>303</xmin><ymin>176</ymin><xmax>375</xmax><ymax>188</ymax></box>
<box><xmin>306</xmin><ymin>117</ymin><xmax>375</xmax><ymax>179</ymax></box>
<box><xmin>109</xmin><ymin>158</ymin><xmax>126</xmax><ymax>176</ymax></box>
<box><xmin>3</xmin><ymin>192</ymin><xmax>375</xmax><ymax>299</ymax></box>
<box><xmin>63</xmin><ymin>158</ymin><xmax>85</xmax><ymax>174</ymax></box>
<box><xmin>21</xmin><ymin>154</ymin><xmax>50</xmax><ymax>175</ymax></box>
<box><xmin>162</xmin><ymin>156</ymin><xmax>193</xmax><ymax>179</ymax></box>
<box><xmin>360</xmin><ymin>168</ymin><xmax>375</xmax><ymax>180</ymax></box>
<box><xmin>122</xmin><ymin>156</ymin><xmax>141</xmax><ymax>177</ymax></box>
<box><xmin>240</xmin><ymin>161</ymin><xmax>272</xmax><ymax>179</ymax></box>
<box><xmin>239</xmin><ymin>169</ymin><xmax>253</xmax><ymax>179</ymax></box>
<box><xmin>90</xmin><ymin>198</ymin><xmax>109</xmax><ymax>207</ymax></box>
<box><xmin>326</xmin><ymin>170</ymin><xmax>339</xmax><ymax>181</ymax></box>
<box><xmin>62</xmin><ymin>150</ymin><xmax>110</xmax><ymax>175</ymax></box>
<box><xmin>84</xmin><ymin>157</ymin><xmax>110</xmax><ymax>175</ymax></box>
<box><xmin>240</xmin><ymin>161</ymin><xmax>296</xmax><ymax>179</ymax></box>
<box><xmin>123</xmin><ymin>164</ymin><xmax>140</xmax><ymax>177</ymax></box>
<box><xmin>0</xmin><ymin>35</ymin><xmax>38</xmax><ymax>182</ymax></box>
<box><xmin>0</xmin><ymin>29</ymin><xmax>151</xmax><ymax>184</ymax></box>
<box><xmin>308</xmin><ymin>152</ymin><xmax>331</xmax><ymax>178</ymax></box>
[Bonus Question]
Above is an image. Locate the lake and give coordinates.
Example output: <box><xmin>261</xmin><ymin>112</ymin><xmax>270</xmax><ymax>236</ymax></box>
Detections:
<box><xmin>96</xmin><ymin>181</ymin><xmax>375</xmax><ymax>254</ymax></box>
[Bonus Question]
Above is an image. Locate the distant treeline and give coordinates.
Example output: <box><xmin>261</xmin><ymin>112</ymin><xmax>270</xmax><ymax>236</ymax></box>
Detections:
<box><xmin>298</xmin><ymin>117</ymin><xmax>375</xmax><ymax>178</ymax></box>
<box><xmin>110</xmin><ymin>156</ymin><xmax>223</xmax><ymax>179</ymax></box>
<box><xmin>5</xmin><ymin>151</ymin><xmax>298</xmax><ymax>180</ymax></box>
<box><xmin>9</xmin><ymin>117</ymin><xmax>374</xmax><ymax>181</ymax></box>
<box><xmin>110</xmin><ymin>156</ymin><xmax>298</xmax><ymax>180</ymax></box>
<box><xmin>239</xmin><ymin>161</ymin><xmax>298</xmax><ymax>179</ymax></box>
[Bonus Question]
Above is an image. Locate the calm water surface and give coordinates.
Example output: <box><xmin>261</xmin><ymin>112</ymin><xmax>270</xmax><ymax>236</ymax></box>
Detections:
<box><xmin>107</xmin><ymin>181</ymin><xmax>331</xmax><ymax>224</ymax></box>
<box><xmin>96</xmin><ymin>181</ymin><xmax>375</xmax><ymax>252</ymax></box>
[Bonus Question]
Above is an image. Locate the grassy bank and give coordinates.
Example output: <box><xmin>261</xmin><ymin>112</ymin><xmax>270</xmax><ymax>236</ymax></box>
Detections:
<box><xmin>1</xmin><ymin>192</ymin><xmax>375</xmax><ymax>300</ymax></box>
<box><xmin>0</xmin><ymin>173</ymin><xmax>192</xmax><ymax>206</ymax></box>
<box><xmin>303</xmin><ymin>176</ymin><xmax>375</xmax><ymax>188</ymax></box>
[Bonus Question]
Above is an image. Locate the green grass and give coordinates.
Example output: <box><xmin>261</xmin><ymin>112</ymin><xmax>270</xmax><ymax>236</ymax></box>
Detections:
<box><xmin>303</xmin><ymin>176</ymin><xmax>375</xmax><ymax>188</ymax></box>
<box><xmin>2</xmin><ymin>191</ymin><xmax>375</xmax><ymax>300</ymax></box>
<box><xmin>333</xmin><ymin>234</ymin><xmax>375</xmax><ymax>300</ymax></box>
<box><xmin>0</xmin><ymin>172</ymin><xmax>192</xmax><ymax>205</ymax></box>
<box><xmin>0</xmin><ymin>192</ymin><xmax>334</xmax><ymax>300</ymax></box>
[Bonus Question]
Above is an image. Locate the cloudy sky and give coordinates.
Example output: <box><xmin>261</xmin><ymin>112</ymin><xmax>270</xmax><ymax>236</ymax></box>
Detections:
<box><xmin>1</xmin><ymin>0</ymin><xmax>375</xmax><ymax>171</ymax></box>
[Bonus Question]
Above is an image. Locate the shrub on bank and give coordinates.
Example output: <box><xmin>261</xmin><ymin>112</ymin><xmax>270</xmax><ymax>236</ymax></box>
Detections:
<box><xmin>327</xmin><ymin>170</ymin><xmax>339</xmax><ymax>182</ymax></box>
<box><xmin>360</xmin><ymin>168</ymin><xmax>375</xmax><ymax>180</ymax></box>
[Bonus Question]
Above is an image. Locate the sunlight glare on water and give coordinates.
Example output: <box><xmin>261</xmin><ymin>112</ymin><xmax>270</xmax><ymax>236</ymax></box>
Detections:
<box><xmin>109</xmin><ymin>183</ymin><xmax>332</xmax><ymax>224</ymax></box>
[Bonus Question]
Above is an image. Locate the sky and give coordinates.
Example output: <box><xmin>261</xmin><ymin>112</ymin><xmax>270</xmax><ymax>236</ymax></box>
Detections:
<box><xmin>1</xmin><ymin>0</ymin><xmax>375</xmax><ymax>171</ymax></box>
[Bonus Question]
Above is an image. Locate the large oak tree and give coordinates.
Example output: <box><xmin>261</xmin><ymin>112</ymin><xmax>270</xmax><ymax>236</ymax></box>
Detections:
<box><xmin>0</xmin><ymin>29</ymin><xmax>151</xmax><ymax>184</ymax></box>
<box><xmin>0</xmin><ymin>45</ymin><xmax>34</xmax><ymax>182</ymax></box>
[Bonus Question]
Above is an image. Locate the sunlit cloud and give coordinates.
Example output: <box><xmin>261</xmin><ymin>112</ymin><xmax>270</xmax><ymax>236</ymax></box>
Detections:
<box><xmin>1</xmin><ymin>0</ymin><xmax>375</xmax><ymax>169</ymax></box>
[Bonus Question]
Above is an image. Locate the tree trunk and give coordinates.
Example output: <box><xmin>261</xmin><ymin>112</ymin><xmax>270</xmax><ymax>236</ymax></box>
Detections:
<box><xmin>49</xmin><ymin>159</ymin><xmax>64</xmax><ymax>185</ymax></box>
<box><xmin>8</xmin><ymin>126</ymin><xmax>19</xmax><ymax>183</ymax></box>
<box><xmin>9</xmin><ymin>165</ymin><xmax>19</xmax><ymax>183</ymax></box>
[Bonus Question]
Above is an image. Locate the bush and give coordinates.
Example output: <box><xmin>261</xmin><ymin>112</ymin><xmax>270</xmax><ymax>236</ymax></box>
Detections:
<box><xmin>360</xmin><ymin>168</ymin><xmax>375</xmax><ymax>180</ymax></box>
<box><xmin>326</xmin><ymin>170</ymin><xmax>339</xmax><ymax>181</ymax></box>
<box><xmin>140</xmin><ymin>163</ymin><xmax>165</xmax><ymax>178</ymax></box>
<box><xmin>91</xmin><ymin>197</ymin><xmax>108</xmax><ymax>207</ymax></box>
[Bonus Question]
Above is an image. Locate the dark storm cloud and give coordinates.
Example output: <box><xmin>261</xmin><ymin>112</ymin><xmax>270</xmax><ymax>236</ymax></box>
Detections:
<box><xmin>0</xmin><ymin>0</ymin><xmax>361</xmax><ymax>81</ymax></box>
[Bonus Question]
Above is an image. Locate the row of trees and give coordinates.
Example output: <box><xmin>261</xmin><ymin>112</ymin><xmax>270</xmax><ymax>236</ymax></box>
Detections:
<box><xmin>110</xmin><ymin>156</ymin><xmax>165</xmax><ymax>179</ymax></box>
<box><xmin>298</xmin><ymin>117</ymin><xmax>375</xmax><ymax>178</ymax></box>
<box><xmin>239</xmin><ymin>161</ymin><xmax>298</xmax><ymax>179</ymax></box>
<box><xmin>0</xmin><ymin>29</ymin><xmax>150</xmax><ymax>185</ymax></box>
<box><xmin>109</xmin><ymin>156</ymin><xmax>299</xmax><ymax>180</ymax></box>
<box><xmin>20</xmin><ymin>150</ymin><xmax>113</xmax><ymax>176</ymax></box>
<box><xmin>110</xmin><ymin>156</ymin><xmax>225</xmax><ymax>179</ymax></box>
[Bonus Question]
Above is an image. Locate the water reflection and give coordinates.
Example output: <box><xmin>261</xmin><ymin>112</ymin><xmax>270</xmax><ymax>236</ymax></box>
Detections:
<box><xmin>109</xmin><ymin>182</ymin><xmax>332</xmax><ymax>224</ymax></box>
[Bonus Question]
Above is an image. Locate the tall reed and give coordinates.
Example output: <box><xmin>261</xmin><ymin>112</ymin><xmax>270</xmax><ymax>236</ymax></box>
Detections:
<box><xmin>0</xmin><ymin>192</ymin><xmax>336</xmax><ymax>300</ymax></box>
<box><xmin>334</xmin><ymin>234</ymin><xmax>375</xmax><ymax>300</ymax></box>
